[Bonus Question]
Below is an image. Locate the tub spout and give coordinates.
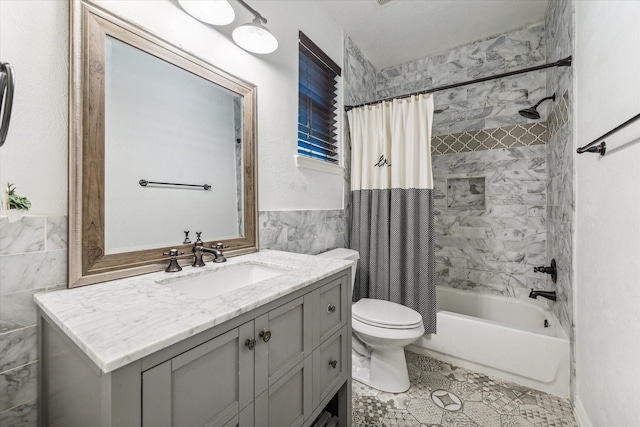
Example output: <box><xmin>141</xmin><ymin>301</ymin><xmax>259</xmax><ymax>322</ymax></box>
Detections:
<box><xmin>529</xmin><ymin>289</ymin><xmax>557</xmax><ymax>301</ymax></box>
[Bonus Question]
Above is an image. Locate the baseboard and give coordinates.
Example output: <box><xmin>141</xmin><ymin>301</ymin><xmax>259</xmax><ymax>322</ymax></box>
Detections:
<box><xmin>574</xmin><ymin>396</ymin><xmax>592</xmax><ymax>427</ymax></box>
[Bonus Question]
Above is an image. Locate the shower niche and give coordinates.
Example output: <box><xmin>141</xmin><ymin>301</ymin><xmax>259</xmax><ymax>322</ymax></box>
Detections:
<box><xmin>446</xmin><ymin>177</ymin><xmax>486</xmax><ymax>210</ymax></box>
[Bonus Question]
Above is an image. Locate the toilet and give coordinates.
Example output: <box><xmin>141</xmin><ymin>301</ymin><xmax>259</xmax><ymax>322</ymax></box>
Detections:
<box><xmin>317</xmin><ymin>248</ymin><xmax>425</xmax><ymax>393</ymax></box>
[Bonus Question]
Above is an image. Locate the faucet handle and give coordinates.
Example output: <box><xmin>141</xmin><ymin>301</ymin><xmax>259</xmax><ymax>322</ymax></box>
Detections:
<box><xmin>163</xmin><ymin>249</ymin><xmax>185</xmax><ymax>257</ymax></box>
<box><xmin>183</xmin><ymin>231</ymin><xmax>191</xmax><ymax>244</ymax></box>
<box><xmin>214</xmin><ymin>242</ymin><xmax>228</xmax><ymax>250</ymax></box>
<box><xmin>195</xmin><ymin>232</ymin><xmax>203</xmax><ymax>245</ymax></box>
<box><xmin>163</xmin><ymin>249</ymin><xmax>184</xmax><ymax>272</ymax></box>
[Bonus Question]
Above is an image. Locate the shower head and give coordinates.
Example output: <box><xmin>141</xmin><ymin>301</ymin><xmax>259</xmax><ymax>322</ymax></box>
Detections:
<box><xmin>518</xmin><ymin>93</ymin><xmax>556</xmax><ymax>120</ymax></box>
<box><xmin>518</xmin><ymin>107</ymin><xmax>542</xmax><ymax>120</ymax></box>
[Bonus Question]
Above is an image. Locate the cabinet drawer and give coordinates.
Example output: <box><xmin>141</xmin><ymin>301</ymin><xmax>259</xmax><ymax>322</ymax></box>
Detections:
<box><xmin>313</xmin><ymin>326</ymin><xmax>348</xmax><ymax>406</ymax></box>
<box><xmin>319</xmin><ymin>276</ymin><xmax>347</xmax><ymax>342</ymax></box>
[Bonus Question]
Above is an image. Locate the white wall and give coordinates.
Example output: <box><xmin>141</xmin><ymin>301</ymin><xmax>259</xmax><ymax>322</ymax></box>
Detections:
<box><xmin>574</xmin><ymin>1</ymin><xmax>640</xmax><ymax>425</ymax></box>
<box><xmin>0</xmin><ymin>0</ymin><xmax>68</xmax><ymax>215</ymax></box>
<box><xmin>0</xmin><ymin>0</ymin><xmax>345</xmax><ymax>217</ymax></box>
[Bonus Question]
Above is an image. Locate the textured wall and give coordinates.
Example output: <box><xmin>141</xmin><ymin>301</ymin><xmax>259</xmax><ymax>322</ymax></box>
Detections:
<box><xmin>0</xmin><ymin>1</ymin><xmax>68</xmax><ymax>215</ymax></box>
<box><xmin>376</xmin><ymin>23</ymin><xmax>547</xmax><ymax>136</ymax></box>
<box><xmin>0</xmin><ymin>216</ymin><xmax>67</xmax><ymax>425</ymax></box>
<box><xmin>575</xmin><ymin>1</ymin><xmax>640</xmax><ymax>424</ymax></box>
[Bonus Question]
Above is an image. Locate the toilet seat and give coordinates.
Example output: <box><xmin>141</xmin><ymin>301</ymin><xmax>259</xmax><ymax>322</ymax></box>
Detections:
<box><xmin>352</xmin><ymin>298</ymin><xmax>423</xmax><ymax>330</ymax></box>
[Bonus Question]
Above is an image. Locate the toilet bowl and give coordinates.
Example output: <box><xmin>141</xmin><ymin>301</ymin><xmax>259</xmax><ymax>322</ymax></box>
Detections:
<box><xmin>317</xmin><ymin>248</ymin><xmax>424</xmax><ymax>393</ymax></box>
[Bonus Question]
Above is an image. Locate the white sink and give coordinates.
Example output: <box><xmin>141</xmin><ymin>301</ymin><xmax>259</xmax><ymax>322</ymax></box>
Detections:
<box><xmin>157</xmin><ymin>263</ymin><xmax>288</xmax><ymax>299</ymax></box>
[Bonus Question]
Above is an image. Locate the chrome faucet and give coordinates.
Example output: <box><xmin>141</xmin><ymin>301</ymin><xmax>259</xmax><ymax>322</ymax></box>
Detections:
<box><xmin>529</xmin><ymin>289</ymin><xmax>557</xmax><ymax>301</ymax></box>
<box><xmin>193</xmin><ymin>235</ymin><xmax>227</xmax><ymax>267</ymax></box>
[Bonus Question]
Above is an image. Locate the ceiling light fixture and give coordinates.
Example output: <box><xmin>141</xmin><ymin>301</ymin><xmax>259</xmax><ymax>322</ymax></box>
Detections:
<box><xmin>232</xmin><ymin>0</ymin><xmax>278</xmax><ymax>54</ymax></box>
<box><xmin>177</xmin><ymin>0</ymin><xmax>236</xmax><ymax>26</ymax></box>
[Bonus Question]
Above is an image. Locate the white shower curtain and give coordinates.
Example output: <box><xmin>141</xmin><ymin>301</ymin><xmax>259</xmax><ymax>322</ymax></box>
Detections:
<box><xmin>347</xmin><ymin>94</ymin><xmax>436</xmax><ymax>332</ymax></box>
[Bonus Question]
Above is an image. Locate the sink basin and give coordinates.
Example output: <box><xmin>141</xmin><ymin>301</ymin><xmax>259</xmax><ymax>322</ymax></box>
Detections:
<box><xmin>158</xmin><ymin>263</ymin><xmax>288</xmax><ymax>299</ymax></box>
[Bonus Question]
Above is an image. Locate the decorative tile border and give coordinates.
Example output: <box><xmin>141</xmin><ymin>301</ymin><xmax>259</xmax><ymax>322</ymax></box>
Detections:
<box><xmin>547</xmin><ymin>92</ymin><xmax>569</xmax><ymax>139</ymax></box>
<box><xmin>432</xmin><ymin>122</ymin><xmax>548</xmax><ymax>155</ymax></box>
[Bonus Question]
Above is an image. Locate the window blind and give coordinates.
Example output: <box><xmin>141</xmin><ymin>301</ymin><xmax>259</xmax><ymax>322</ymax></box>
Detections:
<box><xmin>298</xmin><ymin>32</ymin><xmax>341</xmax><ymax>163</ymax></box>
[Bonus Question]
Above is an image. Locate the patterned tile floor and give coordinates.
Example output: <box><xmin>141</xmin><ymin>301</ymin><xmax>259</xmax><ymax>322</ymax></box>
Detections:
<box><xmin>352</xmin><ymin>352</ymin><xmax>577</xmax><ymax>427</ymax></box>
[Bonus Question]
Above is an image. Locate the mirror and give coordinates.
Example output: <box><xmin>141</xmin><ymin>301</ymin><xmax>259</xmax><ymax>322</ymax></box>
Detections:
<box><xmin>69</xmin><ymin>1</ymin><xmax>257</xmax><ymax>287</ymax></box>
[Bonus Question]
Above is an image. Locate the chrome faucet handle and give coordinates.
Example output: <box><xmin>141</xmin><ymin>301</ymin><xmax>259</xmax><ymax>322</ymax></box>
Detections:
<box><xmin>194</xmin><ymin>232</ymin><xmax>203</xmax><ymax>245</ymax></box>
<box><xmin>163</xmin><ymin>249</ymin><xmax>185</xmax><ymax>272</ymax></box>
<box><xmin>183</xmin><ymin>231</ymin><xmax>191</xmax><ymax>244</ymax></box>
<box><xmin>214</xmin><ymin>242</ymin><xmax>228</xmax><ymax>250</ymax></box>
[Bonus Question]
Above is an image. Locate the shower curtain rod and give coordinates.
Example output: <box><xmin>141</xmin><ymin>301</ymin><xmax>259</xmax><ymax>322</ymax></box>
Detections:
<box><xmin>344</xmin><ymin>56</ymin><xmax>572</xmax><ymax>112</ymax></box>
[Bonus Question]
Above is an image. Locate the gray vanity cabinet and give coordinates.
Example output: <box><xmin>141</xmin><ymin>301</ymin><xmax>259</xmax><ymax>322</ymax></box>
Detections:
<box><xmin>38</xmin><ymin>269</ymin><xmax>351</xmax><ymax>427</ymax></box>
<box><xmin>142</xmin><ymin>322</ymin><xmax>255</xmax><ymax>427</ymax></box>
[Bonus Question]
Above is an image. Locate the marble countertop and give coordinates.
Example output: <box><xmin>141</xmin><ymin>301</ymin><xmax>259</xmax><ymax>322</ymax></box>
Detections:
<box><xmin>34</xmin><ymin>250</ymin><xmax>352</xmax><ymax>373</ymax></box>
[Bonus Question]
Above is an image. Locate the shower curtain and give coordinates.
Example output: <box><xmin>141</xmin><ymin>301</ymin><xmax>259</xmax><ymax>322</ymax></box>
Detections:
<box><xmin>346</xmin><ymin>94</ymin><xmax>436</xmax><ymax>333</ymax></box>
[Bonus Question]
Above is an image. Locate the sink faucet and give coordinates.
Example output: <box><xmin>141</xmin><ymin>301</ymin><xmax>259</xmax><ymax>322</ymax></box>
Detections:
<box><xmin>193</xmin><ymin>240</ymin><xmax>227</xmax><ymax>266</ymax></box>
<box><xmin>529</xmin><ymin>289</ymin><xmax>557</xmax><ymax>301</ymax></box>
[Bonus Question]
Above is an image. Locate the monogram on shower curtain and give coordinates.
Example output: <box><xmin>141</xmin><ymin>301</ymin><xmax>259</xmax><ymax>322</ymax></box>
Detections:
<box><xmin>347</xmin><ymin>94</ymin><xmax>436</xmax><ymax>333</ymax></box>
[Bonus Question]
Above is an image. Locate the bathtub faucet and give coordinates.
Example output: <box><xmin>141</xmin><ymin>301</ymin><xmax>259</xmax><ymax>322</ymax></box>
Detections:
<box><xmin>529</xmin><ymin>289</ymin><xmax>557</xmax><ymax>301</ymax></box>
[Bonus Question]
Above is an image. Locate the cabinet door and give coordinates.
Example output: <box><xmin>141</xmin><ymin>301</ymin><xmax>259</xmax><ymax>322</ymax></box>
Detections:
<box><xmin>255</xmin><ymin>296</ymin><xmax>312</xmax><ymax>395</ymax></box>
<box><xmin>313</xmin><ymin>325</ymin><xmax>348</xmax><ymax>407</ymax></box>
<box><xmin>142</xmin><ymin>322</ymin><xmax>254</xmax><ymax>427</ymax></box>
<box><xmin>254</xmin><ymin>356</ymin><xmax>312</xmax><ymax>427</ymax></box>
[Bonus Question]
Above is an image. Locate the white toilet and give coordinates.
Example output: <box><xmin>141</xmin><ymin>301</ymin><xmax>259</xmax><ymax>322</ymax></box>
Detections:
<box><xmin>317</xmin><ymin>248</ymin><xmax>425</xmax><ymax>393</ymax></box>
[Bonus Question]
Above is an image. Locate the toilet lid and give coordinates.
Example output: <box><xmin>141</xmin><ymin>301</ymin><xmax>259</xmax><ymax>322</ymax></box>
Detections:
<box><xmin>352</xmin><ymin>299</ymin><xmax>423</xmax><ymax>329</ymax></box>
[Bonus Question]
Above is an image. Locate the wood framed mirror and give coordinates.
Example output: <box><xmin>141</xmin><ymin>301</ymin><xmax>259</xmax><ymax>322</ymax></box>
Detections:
<box><xmin>69</xmin><ymin>1</ymin><xmax>257</xmax><ymax>287</ymax></box>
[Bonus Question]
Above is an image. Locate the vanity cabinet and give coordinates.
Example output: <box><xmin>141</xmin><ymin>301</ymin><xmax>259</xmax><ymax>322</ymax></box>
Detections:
<box><xmin>38</xmin><ymin>269</ymin><xmax>351</xmax><ymax>427</ymax></box>
<box><xmin>142</xmin><ymin>323</ymin><xmax>255</xmax><ymax>427</ymax></box>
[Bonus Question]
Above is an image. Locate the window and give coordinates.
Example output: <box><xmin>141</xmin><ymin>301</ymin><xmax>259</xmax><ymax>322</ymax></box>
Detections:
<box><xmin>298</xmin><ymin>31</ymin><xmax>341</xmax><ymax>164</ymax></box>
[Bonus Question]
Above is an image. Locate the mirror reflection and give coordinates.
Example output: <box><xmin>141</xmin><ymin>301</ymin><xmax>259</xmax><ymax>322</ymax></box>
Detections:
<box><xmin>103</xmin><ymin>36</ymin><xmax>244</xmax><ymax>254</ymax></box>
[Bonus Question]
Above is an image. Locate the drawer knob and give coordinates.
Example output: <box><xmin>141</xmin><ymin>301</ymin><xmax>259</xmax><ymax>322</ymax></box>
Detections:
<box><xmin>245</xmin><ymin>339</ymin><xmax>256</xmax><ymax>350</ymax></box>
<box><xmin>328</xmin><ymin>360</ymin><xmax>338</xmax><ymax>369</ymax></box>
<box><xmin>327</xmin><ymin>304</ymin><xmax>336</xmax><ymax>313</ymax></box>
<box><xmin>259</xmin><ymin>330</ymin><xmax>272</xmax><ymax>342</ymax></box>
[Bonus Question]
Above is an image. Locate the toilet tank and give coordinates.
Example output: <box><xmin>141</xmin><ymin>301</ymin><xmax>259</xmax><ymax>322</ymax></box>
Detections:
<box><xmin>316</xmin><ymin>248</ymin><xmax>359</xmax><ymax>296</ymax></box>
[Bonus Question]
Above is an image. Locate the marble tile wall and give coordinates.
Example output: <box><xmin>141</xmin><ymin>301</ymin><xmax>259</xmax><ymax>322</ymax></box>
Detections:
<box><xmin>0</xmin><ymin>215</ymin><xmax>67</xmax><ymax>426</ymax></box>
<box><xmin>545</xmin><ymin>0</ymin><xmax>575</xmax><ymax>400</ymax></box>
<box><xmin>376</xmin><ymin>23</ymin><xmax>547</xmax><ymax>136</ymax></box>
<box><xmin>432</xmin><ymin>145</ymin><xmax>547</xmax><ymax>298</ymax></box>
<box><xmin>344</xmin><ymin>36</ymin><xmax>378</xmax><ymax>106</ymax></box>
<box><xmin>344</xmin><ymin>36</ymin><xmax>378</xmax><ymax>245</ymax></box>
<box><xmin>258</xmin><ymin>210</ymin><xmax>345</xmax><ymax>255</ymax></box>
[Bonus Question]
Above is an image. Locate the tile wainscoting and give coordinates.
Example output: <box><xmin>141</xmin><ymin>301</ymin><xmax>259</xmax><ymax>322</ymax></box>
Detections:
<box><xmin>0</xmin><ymin>216</ymin><xmax>68</xmax><ymax>426</ymax></box>
<box><xmin>258</xmin><ymin>210</ymin><xmax>346</xmax><ymax>255</ymax></box>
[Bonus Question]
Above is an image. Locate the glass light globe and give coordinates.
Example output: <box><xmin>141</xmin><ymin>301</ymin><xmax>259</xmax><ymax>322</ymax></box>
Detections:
<box><xmin>232</xmin><ymin>19</ymin><xmax>278</xmax><ymax>54</ymax></box>
<box><xmin>178</xmin><ymin>0</ymin><xmax>235</xmax><ymax>26</ymax></box>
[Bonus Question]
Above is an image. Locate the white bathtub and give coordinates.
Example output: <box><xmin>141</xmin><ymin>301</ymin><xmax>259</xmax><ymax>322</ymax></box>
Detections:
<box><xmin>408</xmin><ymin>286</ymin><xmax>570</xmax><ymax>398</ymax></box>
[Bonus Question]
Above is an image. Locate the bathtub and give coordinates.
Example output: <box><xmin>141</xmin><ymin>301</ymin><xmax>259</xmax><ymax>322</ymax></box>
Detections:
<box><xmin>408</xmin><ymin>286</ymin><xmax>570</xmax><ymax>398</ymax></box>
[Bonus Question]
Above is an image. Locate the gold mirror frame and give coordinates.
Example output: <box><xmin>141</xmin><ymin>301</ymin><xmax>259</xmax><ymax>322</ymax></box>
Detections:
<box><xmin>69</xmin><ymin>1</ymin><xmax>257</xmax><ymax>287</ymax></box>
